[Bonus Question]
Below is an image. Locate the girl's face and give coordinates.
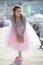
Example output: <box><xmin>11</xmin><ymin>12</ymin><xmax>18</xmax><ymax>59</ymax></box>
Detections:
<box><xmin>14</xmin><ymin>8</ymin><xmax>22</xmax><ymax>18</ymax></box>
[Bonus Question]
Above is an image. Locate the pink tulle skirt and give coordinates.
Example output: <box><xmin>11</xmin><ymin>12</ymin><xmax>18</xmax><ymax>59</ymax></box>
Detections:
<box><xmin>5</xmin><ymin>23</ymin><xmax>29</xmax><ymax>51</ymax></box>
<box><xmin>5</xmin><ymin>22</ymin><xmax>41</xmax><ymax>51</ymax></box>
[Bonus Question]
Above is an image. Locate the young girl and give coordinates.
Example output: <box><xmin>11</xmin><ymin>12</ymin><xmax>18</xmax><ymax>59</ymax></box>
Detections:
<box><xmin>5</xmin><ymin>5</ymin><xmax>41</xmax><ymax>62</ymax></box>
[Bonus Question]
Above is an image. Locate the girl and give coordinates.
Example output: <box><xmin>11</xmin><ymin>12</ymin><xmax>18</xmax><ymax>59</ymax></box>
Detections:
<box><xmin>5</xmin><ymin>5</ymin><xmax>41</xmax><ymax>62</ymax></box>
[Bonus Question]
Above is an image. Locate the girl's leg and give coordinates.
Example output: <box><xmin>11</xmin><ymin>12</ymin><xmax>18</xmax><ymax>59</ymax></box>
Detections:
<box><xmin>18</xmin><ymin>51</ymin><xmax>22</xmax><ymax>57</ymax></box>
<box><xmin>15</xmin><ymin>51</ymin><xmax>23</xmax><ymax>62</ymax></box>
<box><xmin>18</xmin><ymin>51</ymin><xmax>23</xmax><ymax>62</ymax></box>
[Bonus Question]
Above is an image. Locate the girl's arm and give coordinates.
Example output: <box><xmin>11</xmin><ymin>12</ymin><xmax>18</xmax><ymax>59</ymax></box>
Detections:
<box><xmin>21</xmin><ymin>16</ymin><xmax>26</xmax><ymax>36</ymax></box>
<box><xmin>10</xmin><ymin>15</ymin><xmax>19</xmax><ymax>36</ymax></box>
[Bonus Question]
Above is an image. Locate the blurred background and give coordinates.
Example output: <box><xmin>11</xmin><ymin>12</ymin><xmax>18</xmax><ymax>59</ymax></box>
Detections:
<box><xmin>0</xmin><ymin>0</ymin><xmax>43</xmax><ymax>65</ymax></box>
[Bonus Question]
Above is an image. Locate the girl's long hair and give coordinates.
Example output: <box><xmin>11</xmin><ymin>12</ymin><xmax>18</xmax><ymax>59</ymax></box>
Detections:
<box><xmin>12</xmin><ymin>5</ymin><xmax>23</xmax><ymax>25</ymax></box>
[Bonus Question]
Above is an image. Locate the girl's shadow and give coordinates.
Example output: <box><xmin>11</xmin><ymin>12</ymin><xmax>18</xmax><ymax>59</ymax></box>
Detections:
<box><xmin>10</xmin><ymin>61</ymin><xmax>22</xmax><ymax>65</ymax></box>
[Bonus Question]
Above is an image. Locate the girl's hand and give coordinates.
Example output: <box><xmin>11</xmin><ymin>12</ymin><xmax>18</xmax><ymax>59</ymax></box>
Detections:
<box><xmin>17</xmin><ymin>35</ymin><xmax>21</xmax><ymax>43</ymax></box>
<box><xmin>20</xmin><ymin>36</ymin><xmax>24</xmax><ymax>43</ymax></box>
<box><xmin>17</xmin><ymin>35</ymin><xmax>24</xmax><ymax>43</ymax></box>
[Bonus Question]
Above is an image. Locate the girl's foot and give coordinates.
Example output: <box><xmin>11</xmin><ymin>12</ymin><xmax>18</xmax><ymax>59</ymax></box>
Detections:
<box><xmin>15</xmin><ymin>56</ymin><xmax>23</xmax><ymax>63</ymax></box>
